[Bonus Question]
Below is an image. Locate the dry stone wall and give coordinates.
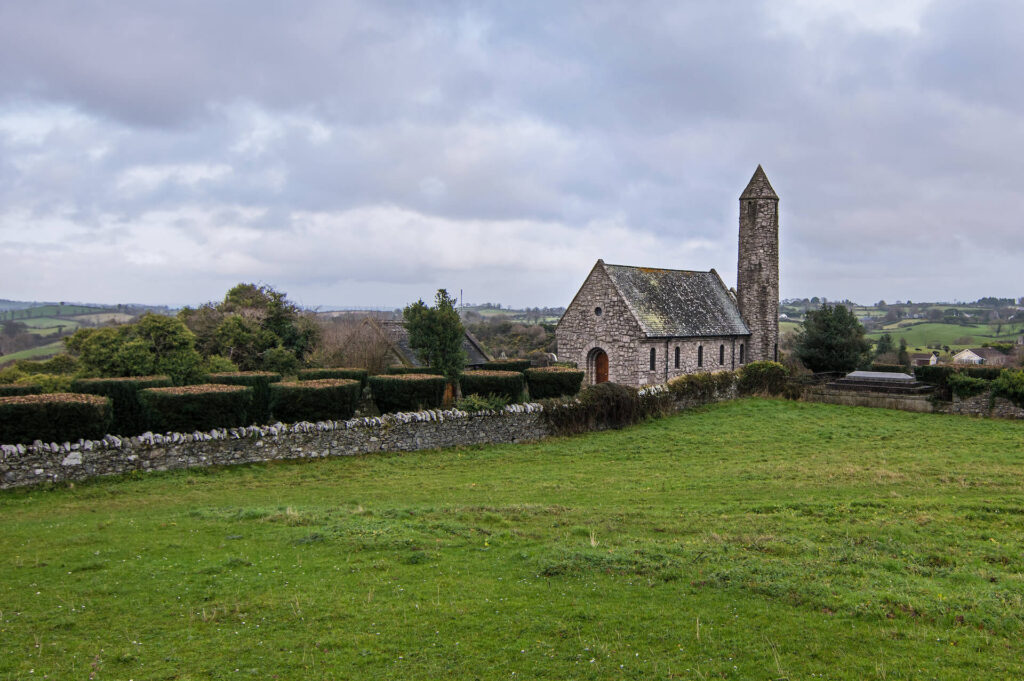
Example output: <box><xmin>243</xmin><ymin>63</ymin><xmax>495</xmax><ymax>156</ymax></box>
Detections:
<box><xmin>1</xmin><ymin>405</ymin><xmax>549</xmax><ymax>490</ymax></box>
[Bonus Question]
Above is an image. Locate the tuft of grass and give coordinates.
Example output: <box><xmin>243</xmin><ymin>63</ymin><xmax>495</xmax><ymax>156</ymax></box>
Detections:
<box><xmin>1</xmin><ymin>398</ymin><xmax>1024</xmax><ymax>679</ymax></box>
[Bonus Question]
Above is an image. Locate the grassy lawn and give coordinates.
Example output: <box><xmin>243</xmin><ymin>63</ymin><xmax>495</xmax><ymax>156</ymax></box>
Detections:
<box><xmin>2</xmin><ymin>399</ymin><xmax>1024</xmax><ymax>679</ymax></box>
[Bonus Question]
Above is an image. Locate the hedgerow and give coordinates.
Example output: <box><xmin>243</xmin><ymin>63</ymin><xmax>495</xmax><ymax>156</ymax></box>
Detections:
<box><xmin>298</xmin><ymin>368</ymin><xmax>368</xmax><ymax>390</ymax></box>
<box><xmin>870</xmin><ymin>363</ymin><xmax>910</xmax><ymax>373</ymax></box>
<box><xmin>139</xmin><ymin>384</ymin><xmax>252</xmax><ymax>433</ymax></box>
<box><xmin>541</xmin><ymin>382</ymin><xmax>667</xmax><ymax>436</ymax></box>
<box><xmin>737</xmin><ymin>362</ymin><xmax>789</xmax><ymax>395</ymax></box>
<box><xmin>947</xmin><ymin>373</ymin><xmax>991</xmax><ymax>399</ymax></box>
<box><xmin>481</xmin><ymin>359</ymin><xmax>532</xmax><ymax>373</ymax></box>
<box><xmin>669</xmin><ymin>371</ymin><xmax>736</xmax><ymax>402</ymax></box>
<box><xmin>0</xmin><ymin>384</ymin><xmax>43</xmax><ymax>397</ymax></box>
<box><xmin>71</xmin><ymin>376</ymin><xmax>173</xmax><ymax>436</ymax></box>
<box><xmin>459</xmin><ymin>370</ymin><xmax>525</xmax><ymax>402</ymax></box>
<box><xmin>207</xmin><ymin>371</ymin><xmax>282</xmax><ymax>424</ymax></box>
<box><xmin>524</xmin><ymin>366</ymin><xmax>584</xmax><ymax>399</ymax></box>
<box><xmin>270</xmin><ymin>379</ymin><xmax>362</xmax><ymax>423</ymax></box>
<box><xmin>369</xmin><ymin>374</ymin><xmax>447</xmax><ymax>413</ymax></box>
<box><xmin>0</xmin><ymin>393</ymin><xmax>111</xmax><ymax>444</ymax></box>
<box><xmin>993</xmin><ymin>369</ymin><xmax>1024</xmax><ymax>407</ymax></box>
<box><xmin>386</xmin><ymin>365</ymin><xmax>443</xmax><ymax>375</ymax></box>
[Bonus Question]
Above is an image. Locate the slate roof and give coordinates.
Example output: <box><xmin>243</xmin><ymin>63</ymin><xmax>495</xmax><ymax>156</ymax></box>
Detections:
<box><xmin>601</xmin><ymin>262</ymin><xmax>750</xmax><ymax>338</ymax></box>
<box><xmin>375</xmin><ymin>320</ymin><xmax>491</xmax><ymax>367</ymax></box>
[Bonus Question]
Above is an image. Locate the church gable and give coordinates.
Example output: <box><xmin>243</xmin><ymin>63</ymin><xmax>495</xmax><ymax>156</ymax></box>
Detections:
<box><xmin>556</xmin><ymin>261</ymin><xmax>644</xmax><ymax>340</ymax></box>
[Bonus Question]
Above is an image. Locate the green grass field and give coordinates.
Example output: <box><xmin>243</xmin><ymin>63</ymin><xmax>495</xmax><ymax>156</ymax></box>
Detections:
<box><xmin>866</xmin><ymin>321</ymin><xmax>1022</xmax><ymax>350</ymax></box>
<box><xmin>0</xmin><ymin>304</ymin><xmax>102</xmax><ymax>320</ymax></box>
<box><xmin>0</xmin><ymin>340</ymin><xmax>65</xmax><ymax>365</ymax></box>
<box><xmin>2</xmin><ymin>400</ymin><xmax>1023</xmax><ymax>679</ymax></box>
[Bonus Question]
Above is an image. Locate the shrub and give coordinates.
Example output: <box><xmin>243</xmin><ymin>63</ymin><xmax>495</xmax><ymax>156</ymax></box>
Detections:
<box><xmin>0</xmin><ymin>384</ymin><xmax>43</xmax><ymax>397</ymax></box>
<box><xmin>261</xmin><ymin>346</ymin><xmax>300</xmax><ymax>376</ymax></box>
<box><xmin>0</xmin><ymin>393</ymin><xmax>111</xmax><ymax>444</ymax></box>
<box><xmin>459</xmin><ymin>370</ymin><xmax>525</xmax><ymax>402</ymax></box>
<box><xmin>15</xmin><ymin>354</ymin><xmax>79</xmax><ymax>374</ymax></box>
<box><xmin>202</xmin><ymin>355</ymin><xmax>239</xmax><ymax>374</ymax></box>
<box><xmin>541</xmin><ymin>382</ymin><xmax>649</xmax><ymax>435</ymax></box>
<box><xmin>71</xmin><ymin>376</ymin><xmax>173</xmax><ymax>436</ymax></box>
<box><xmin>455</xmin><ymin>393</ymin><xmax>510</xmax><ymax>412</ymax></box>
<box><xmin>482</xmin><ymin>359</ymin><xmax>532</xmax><ymax>373</ymax></box>
<box><xmin>15</xmin><ymin>373</ymin><xmax>73</xmax><ymax>393</ymax></box>
<box><xmin>737</xmin><ymin>361</ymin><xmax>789</xmax><ymax>395</ymax></box>
<box><xmin>386</xmin><ymin>365</ymin><xmax>443</xmax><ymax>375</ymax></box>
<box><xmin>298</xmin><ymin>367</ymin><xmax>368</xmax><ymax>391</ymax></box>
<box><xmin>207</xmin><ymin>371</ymin><xmax>282</xmax><ymax>424</ymax></box>
<box><xmin>525</xmin><ymin>366</ymin><xmax>585</xmax><ymax>399</ymax></box>
<box><xmin>369</xmin><ymin>374</ymin><xmax>447</xmax><ymax>413</ymax></box>
<box><xmin>915</xmin><ymin>365</ymin><xmax>1005</xmax><ymax>399</ymax></box>
<box><xmin>947</xmin><ymin>373</ymin><xmax>991</xmax><ymax>399</ymax></box>
<box><xmin>993</xmin><ymin>369</ymin><xmax>1024</xmax><ymax>408</ymax></box>
<box><xmin>669</xmin><ymin>371</ymin><xmax>736</xmax><ymax>402</ymax></box>
<box><xmin>139</xmin><ymin>384</ymin><xmax>252</xmax><ymax>433</ymax></box>
<box><xmin>270</xmin><ymin>379</ymin><xmax>361</xmax><ymax>422</ymax></box>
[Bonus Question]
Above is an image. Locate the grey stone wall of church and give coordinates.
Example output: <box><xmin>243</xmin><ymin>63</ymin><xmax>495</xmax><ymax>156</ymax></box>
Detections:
<box><xmin>737</xmin><ymin>197</ymin><xmax>780</xmax><ymax>363</ymax></box>
<box><xmin>555</xmin><ymin>264</ymin><xmax>645</xmax><ymax>386</ymax></box>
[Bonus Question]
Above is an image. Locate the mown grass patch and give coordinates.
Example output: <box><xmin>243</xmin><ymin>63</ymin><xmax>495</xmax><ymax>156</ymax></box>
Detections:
<box><xmin>1</xmin><ymin>399</ymin><xmax>1023</xmax><ymax>679</ymax></box>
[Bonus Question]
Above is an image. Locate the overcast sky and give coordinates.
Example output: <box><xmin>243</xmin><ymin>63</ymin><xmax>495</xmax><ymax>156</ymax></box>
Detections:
<box><xmin>1</xmin><ymin>0</ymin><xmax>1022</xmax><ymax>309</ymax></box>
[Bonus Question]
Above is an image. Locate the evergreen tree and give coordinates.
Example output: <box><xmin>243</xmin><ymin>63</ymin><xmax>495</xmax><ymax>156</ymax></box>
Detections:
<box><xmin>897</xmin><ymin>338</ymin><xmax>910</xmax><ymax>369</ymax></box>
<box><xmin>403</xmin><ymin>289</ymin><xmax>467</xmax><ymax>382</ymax></box>
<box><xmin>874</xmin><ymin>332</ymin><xmax>894</xmax><ymax>357</ymax></box>
<box><xmin>794</xmin><ymin>304</ymin><xmax>871</xmax><ymax>373</ymax></box>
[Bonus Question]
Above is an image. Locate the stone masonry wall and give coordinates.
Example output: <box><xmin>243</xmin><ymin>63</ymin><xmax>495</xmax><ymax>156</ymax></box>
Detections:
<box><xmin>0</xmin><ymin>405</ymin><xmax>550</xmax><ymax>490</ymax></box>
<box><xmin>556</xmin><ymin>263</ymin><xmax>644</xmax><ymax>386</ymax></box>
<box><xmin>945</xmin><ymin>393</ymin><xmax>1024</xmax><ymax>419</ymax></box>
<box><xmin>737</xmin><ymin>196</ymin><xmax>780</xmax><ymax>363</ymax></box>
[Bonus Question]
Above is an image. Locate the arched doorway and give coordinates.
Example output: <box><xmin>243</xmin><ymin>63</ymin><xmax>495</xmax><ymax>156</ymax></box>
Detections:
<box><xmin>588</xmin><ymin>348</ymin><xmax>609</xmax><ymax>384</ymax></box>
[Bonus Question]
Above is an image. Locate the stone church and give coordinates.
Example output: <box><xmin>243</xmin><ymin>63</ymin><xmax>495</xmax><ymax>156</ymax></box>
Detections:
<box><xmin>555</xmin><ymin>166</ymin><xmax>780</xmax><ymax>387</ymax></box>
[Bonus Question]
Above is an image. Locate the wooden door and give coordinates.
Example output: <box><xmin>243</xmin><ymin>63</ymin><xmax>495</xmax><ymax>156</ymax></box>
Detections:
<box><xmin>595</xmin><ymin>350</ymin><xmax>609</xmax><ymax>383</ymax></box>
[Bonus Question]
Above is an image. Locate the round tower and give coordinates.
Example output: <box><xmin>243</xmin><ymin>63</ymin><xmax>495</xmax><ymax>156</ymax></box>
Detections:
<box><xmin>736</xmin><ymin>165</ymin><xmax>779</xmax><ymax>363</ymax></box>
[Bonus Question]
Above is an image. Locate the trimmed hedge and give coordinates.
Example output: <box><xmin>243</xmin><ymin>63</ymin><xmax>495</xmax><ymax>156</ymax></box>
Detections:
<box><xmin>386</xmin><ymin>365</ymin><xmax>443</xmax><ymax>376</ymax></box>
<box><xmin>369</xmin><ymin>374</ymin><xmax>447</xmax><ymax>413</ymax></box>
<box><xmin>459</xmin><ymin>370</ymin><xmax>525</xmax><ymax>402</ymax></box>
<box><xmin>524</xmin><ymin>366</ymin><xmax>584</xmax><ymax>399</ymax></box>
<box><xmin>669</xmin><ymin>371</ymin><xmax>736</xmax><ymax>402</ymax></box>
<box><xmin>870</xmin><ymin>363</ymin><xmax>911</xmax><ymax>373</ymax></box>
<box><xmin>71</xmin><ymin>375</ymin><xmax>173</xmax><ymax>436</ymax></box>
<box><xmin>0</xmin><ymin>393</ymin><xmax>111</xmax><ymax>444</ymax></box>
<box><xmin>139</xmin><ymin>384</ymin><xmax>252</xmax><ymax>433</ymax></box>
<box><xmin>915</xmin><ymin>364</ymin><xmax>1004</xmax><ymax>386</ymax></box>
<box><xmin>737</xmin><ymin>361</ymin><xmax>789</xmax><ymax>395</ymax></box>
<box><xmin>298</xmin><ymin>367</ymin><xmax>368</xmax><ymax>390</ymax></box>
<box><xmin>207</xmin><ymin>371</ymin><xmax>282</xmax><ymax>424</ymax></box>
<box><xmin>481</xmin><ymin>359</ymin><xmax>532</xmax><ymax>373</ymax></box>
<box><xmin>271</xmin><ymin>379</ymin><xmax>361</xmax><ymax>422</ymax></box>
<box><xmin>0</xmin><ymin>384</ymin><xmax>43</xmax><ymax>397</ymax></box>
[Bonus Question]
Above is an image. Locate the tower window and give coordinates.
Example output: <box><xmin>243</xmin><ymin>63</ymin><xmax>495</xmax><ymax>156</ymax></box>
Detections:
<box><xmin>719</xmin><ymin>344</ymin><xmax>725</xmax><ymax>365</ymax></box>
<box><xmin>674</xmin><ymin>346</ymin><xmax>680</xmax><ymax>369</ymax></box>
<box><xmin>697</xmin><ymin>345</ymin><xmax>703</xmax><ymax>368</ymax></box>
<box><xmin>594</xmin><ymin>307</ymin><xmax>602</xmax><ymax>316</ymax></box>
<box><xmin>649</xmin><ymin>348</ymin><xmax>656</xmax><ymax>371</ymax></box>
<box><xmin>774</xmin><ymin>343</ymin><xmax>778</xmax><ymax>362</ymax></box>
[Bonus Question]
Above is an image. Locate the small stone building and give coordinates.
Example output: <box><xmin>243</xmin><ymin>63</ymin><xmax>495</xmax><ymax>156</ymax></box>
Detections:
<box><xmin>556</xmin><ymin>166</ymin><xmax>780</xmax><ymax>386</ymax></box>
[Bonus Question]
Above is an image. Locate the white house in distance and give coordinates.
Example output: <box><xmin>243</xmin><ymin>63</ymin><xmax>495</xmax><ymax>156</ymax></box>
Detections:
<box><xmin>951</xmin><ymin>347</ymin><xmax>1010</xmax><ymax>366</ymax></box>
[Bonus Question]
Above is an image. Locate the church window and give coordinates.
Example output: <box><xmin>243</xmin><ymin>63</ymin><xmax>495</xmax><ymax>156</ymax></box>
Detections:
<box><xmin>774</xmin><ymin>343</ymin><xmax>778</xmax><ymax>361</ymax></box>
<box><xmin>649</xmin><ymin>348</ymin><xmax>656</xmax><ymax>371</ymax></box>
<box><xmin>594</xmin><ymin>306</ymin><xmax>602</xmax><ymax>316</ymax></box>
<box><xmin>739</xmin><ymin>343</ymin><xmax>745</xmax><ymax>364</ymax></box>
<box><xmin>674</xmin><ymin>346</ymin><xmax>680</xmax><ymax>368</ymax></box>
<box><xmin>697</xmin><ymin>345</ymin><xmax>703</xmax><ymax>367</ymax></box>
<box><xmin>719</xmin><ymin>344</ymin><xmax>725</xmax><ymax>365</ymax></box>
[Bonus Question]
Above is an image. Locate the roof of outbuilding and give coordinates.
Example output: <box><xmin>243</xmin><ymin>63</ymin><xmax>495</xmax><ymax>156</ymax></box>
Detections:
<box><xmin>601</xmin><ymin>262</ymin><xmax>750</xmax><ymax>338</ymax></box>
<box><xmin>376</xmin><ymin>320</ymin><xmax>491</xmax><ymax>366</ymax></box>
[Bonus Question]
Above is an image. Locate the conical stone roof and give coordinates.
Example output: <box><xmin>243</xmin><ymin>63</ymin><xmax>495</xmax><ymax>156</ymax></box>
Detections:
<box><xmin>740</xmin><ymin>165</ymin><xmax>778</xmax><ymax>200</ymax></box>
